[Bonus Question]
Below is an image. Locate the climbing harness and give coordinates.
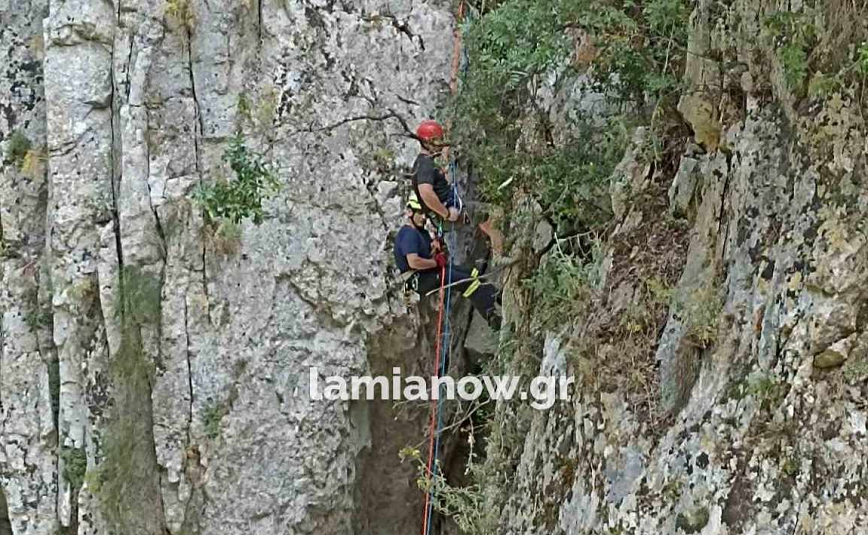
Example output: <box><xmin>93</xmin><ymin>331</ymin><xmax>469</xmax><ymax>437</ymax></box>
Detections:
<box><xmin>401</xmin><ymin>269</ymin><xmax>420</xmax><ymax>298</ymax></box>
<box><xmin>462</xmin><ymin>267</ymin><xmax>481</xmax><ymax>298</ymax></box>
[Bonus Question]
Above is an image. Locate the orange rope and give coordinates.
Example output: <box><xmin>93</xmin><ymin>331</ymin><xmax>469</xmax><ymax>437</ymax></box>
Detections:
<box><xmin>421</xmin><ymin>4</ymin><xmax>465</xmax><ymax>535</ymax></box>
<box><xmin>421</xmin><ymin>265</ymin><xmax>448</xmax><ymax>535</ymax></box>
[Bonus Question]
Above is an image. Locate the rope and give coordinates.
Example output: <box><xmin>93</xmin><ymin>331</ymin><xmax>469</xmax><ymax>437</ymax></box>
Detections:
<box><xmin>423</xmin><ymin>258</ymin><xmax>517</xmax><ymax>297</ymax></box>
<box><xmin>421</xmin><ymin>4</ymin><xmax>465</xmax><ymax>535</ymax></box>
<box><xmin>421</xmin><ymin>217</ymin><xmax>458</xmax><ymax>535</ymax></box>
<box><xmin>420</xmin><ymin>263</ymin><xmax>448</xmax><ymax>535</ymax></box>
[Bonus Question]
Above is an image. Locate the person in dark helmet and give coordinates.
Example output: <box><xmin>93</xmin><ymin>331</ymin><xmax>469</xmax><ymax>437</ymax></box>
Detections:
<box><xmin>394</xmin><ymin>192</ymin><xmax>501</xmax><ymax>330</ymax></box>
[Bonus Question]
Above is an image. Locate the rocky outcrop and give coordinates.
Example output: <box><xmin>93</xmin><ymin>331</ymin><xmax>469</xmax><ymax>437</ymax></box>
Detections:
<box><xmin>2</xmin><ymin>0</ymin><xmax>464</xmax><ymax>533</ymax></box>
<box><xmin>493</xmin><ymin>1</ymin><xmax>868</xmax><ymax>533</ymax></box>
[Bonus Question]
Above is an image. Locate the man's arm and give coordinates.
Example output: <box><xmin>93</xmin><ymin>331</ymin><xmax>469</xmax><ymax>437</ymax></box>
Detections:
<box><xmin>407</xmin><ymin>253</ymin><xmax>438</xmax><ymax>271</ymax></box>
<box><xmin>418</xmin><ymin>183</ymin><xmax>450</xmax><ymax>219</ymax></box>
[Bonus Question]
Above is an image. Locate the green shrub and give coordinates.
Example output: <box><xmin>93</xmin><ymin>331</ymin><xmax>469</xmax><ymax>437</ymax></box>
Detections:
<box><xmin>526</xmin><ymin>236</ymin><xmax>603</xmax><ymax>327</ymax></box>
<box><xmin>194</xmin><ymin>136</ymin><xmax>280</xmax><ymax>225</ymax></box>
<box><xmin>60</xmin><ymin>446</ymin><xmax>87</xmax><ymax>490</ymax></box>
<box><xmin>450</xmin><ymin>0</ymin><xmax>690</xmax><ymax>235</ymax></box>
<box><xmin>857</xmin><ymin>42</ymin><xmax>868</xmax><ymax>76</ymax></box>
<box><xmin>5</xmin><ymin>131</ymin><xmax>32</xmax><ymax>167</ymax></box>
<box><xmin>764</xmin><ymin>11</ymin><xmax>818</xmax><ymax>90</ymax></box>
<box><xmin>399</xmin><ymin>447</ymin><xmax>497</xmax><ymax>535</ymax></box>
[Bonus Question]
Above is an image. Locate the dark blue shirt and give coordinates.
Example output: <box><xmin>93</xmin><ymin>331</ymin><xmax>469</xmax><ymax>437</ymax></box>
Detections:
<box><xmin>394</xmin><ymin>225</ymin><xmax>434</xmax><ymax>273</ymax></box>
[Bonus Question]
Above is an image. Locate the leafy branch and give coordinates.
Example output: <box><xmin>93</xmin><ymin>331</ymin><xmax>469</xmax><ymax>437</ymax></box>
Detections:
<box><xmin>194</xmin><ymin>136</ymin><xmax>280</xmax><ymax>225</ymax></box>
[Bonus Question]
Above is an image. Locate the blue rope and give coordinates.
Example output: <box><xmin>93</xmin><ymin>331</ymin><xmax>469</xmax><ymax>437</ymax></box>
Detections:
<box><xmin>424</xmin><ymin>179</ymin><xmax>460</xmax><ymax>535</ymax></box>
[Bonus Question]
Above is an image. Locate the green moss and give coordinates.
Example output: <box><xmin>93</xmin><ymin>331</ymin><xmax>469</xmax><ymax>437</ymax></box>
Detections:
<box><xmin>237</xmin><ymin>93</ymin><xmax>252</xmax><ymax>120</ymax></box>
<box><xmin>25</xmin><ymin>309</ymin><xmax>53</xmax><ymax>331</ymax></box>
<box><xmin>60</xmin><ymin>446</ymin><xmax>87</xmax><ymax>490</ymax></box>
<box><xmin>201</xmin><ymin>401</ymin><xmax>227</xmax><ymax>440</ymax></box>
<box><xmin>5</xmin><ymin>131</ymin><xmax>32</xmax><ymax>167</ymax></box>
<box><xmin>675</xmin><ymin>506</ymin><xmax>710</xmax><ymax>533</ymax></box>
<box><xmin>117</xmin><ymin>265</ymin><xmax>162</xmax><ymax>324</ymax></box>
<box><xmin>98</xmin><ymin>265</ymin><xmax>164</xmax><ymax>530</ymax></box>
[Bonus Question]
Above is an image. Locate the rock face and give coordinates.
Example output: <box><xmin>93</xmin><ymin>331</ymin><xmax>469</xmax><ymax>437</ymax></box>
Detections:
<box><xmin>5</xmin><ymin>0</ymin><xmax>868</xmax><ymax>534</ymax></box>
<box><xmin>2</xmin><ymin>0</ymin><xmax>461</xmax><ymax>533</ymax></box>
<box><xmin>492</xmin><ymin>1</ymin><xmax>868</xmax><ymax>534</ymax></box>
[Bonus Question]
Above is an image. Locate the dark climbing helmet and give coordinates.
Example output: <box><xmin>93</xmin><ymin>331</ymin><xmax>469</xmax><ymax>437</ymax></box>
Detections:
<box><xmin>416</xmin><ymin>120</ymin><xmax>444</xmax><ymax>142</ymax></box>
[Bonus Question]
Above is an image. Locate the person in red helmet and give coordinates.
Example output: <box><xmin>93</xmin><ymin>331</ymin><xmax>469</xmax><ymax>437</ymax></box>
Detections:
<box><xmin>412</xmin><ymin>120</ymin><xmax>461</xmax><ymax>223</ymax></box>
<box><xmin>411</xmin><ymin>120</ymin><xmax>505</xmax><ymax>255</ymax></box>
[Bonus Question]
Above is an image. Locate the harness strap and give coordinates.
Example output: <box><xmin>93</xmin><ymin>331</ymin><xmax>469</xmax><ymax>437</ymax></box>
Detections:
<box><xmin>462</xmin><ymin>267</ymin><xmax>481</xmax><ymax>297</ymax></box>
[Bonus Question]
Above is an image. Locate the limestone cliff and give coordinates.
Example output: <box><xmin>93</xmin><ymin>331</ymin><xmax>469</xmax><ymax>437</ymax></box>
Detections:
<box><xmin>1</xmin><ymin>0</ymin><xmax>463</xmax><ymax>533</ymax></box>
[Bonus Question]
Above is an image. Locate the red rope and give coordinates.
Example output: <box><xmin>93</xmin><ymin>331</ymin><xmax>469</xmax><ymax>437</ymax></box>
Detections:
<box><xmin>421</xmin><ymin>265</ymin><xmax>448</xmax><ymax>535</ymax></box>
<box><xmin>422</xmin><ymin>3</ymin><xmax>465</xmax><ymax>534</ymax></box>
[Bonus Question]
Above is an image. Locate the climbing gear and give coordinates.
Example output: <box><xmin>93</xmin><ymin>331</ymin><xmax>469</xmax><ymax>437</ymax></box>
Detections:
<box><xmin>423</xmin><ymin>257</ymin><xmax>518</xmax><ymax>297</ymax></box>
<box><xmin>399</xmin><ymin>269</ymin><xmax>419</xmax><ymax>295</ymax></box>
<box><xmin>434</xmin><ymin>220</ymin><xmax>445</xmax><ymax>240</ymax></box>
<box><xmin>416</xmin><ymin>120</ymin><xmax>445</xmax><ymax>142</ymax></box>
<box><xmin>435</xmin><ymin>252</ymin><xmax>448</xmax><ymax>269</ymax></box>
<box><xmin>407</xmin><ymin>191</ymin><xmax>424</xmax><ymax>212</ymax></box>
<box><xmin>462</xmin><ymin>267</ymin><xmax>481</xmax><ymax>297</ymax></box>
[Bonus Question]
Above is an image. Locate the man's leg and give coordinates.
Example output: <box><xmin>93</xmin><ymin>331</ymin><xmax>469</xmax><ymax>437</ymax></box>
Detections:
<box><xmin>415</xmin><ymin>271</ymin><xmax>441</xmax><ymax>296</ymax></box>
<box><xmin>444</xmin><ymin>267</ymin><xmax>500</xmax><ymax>329</ymax></box>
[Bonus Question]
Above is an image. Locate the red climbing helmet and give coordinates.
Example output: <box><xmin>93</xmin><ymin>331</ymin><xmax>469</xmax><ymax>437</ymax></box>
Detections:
<box><xmin>416</xmin><ymin>120</ymin><xmax>445</xmax><ymax>142</ymax></box>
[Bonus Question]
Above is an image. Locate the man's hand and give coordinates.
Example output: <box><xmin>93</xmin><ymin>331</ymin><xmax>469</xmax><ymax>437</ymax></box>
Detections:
<box><xmin>431</xmin><ymin>239</ymin><xmax>443</xmax><ymax>253</ymax></box>
<box><xmin>435</xmin><ymin>252</ymin><xmax>449</xmax><ymax>268</ymax></box>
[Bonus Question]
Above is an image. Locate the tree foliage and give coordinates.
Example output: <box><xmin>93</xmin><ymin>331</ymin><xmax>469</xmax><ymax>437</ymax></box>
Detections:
<box><xmin>449</xmin><ymin>0</ymin><xmax>691</xmax><ymax>233</ymax></box>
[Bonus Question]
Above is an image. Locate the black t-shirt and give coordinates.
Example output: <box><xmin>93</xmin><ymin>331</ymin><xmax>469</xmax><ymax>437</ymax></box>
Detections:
<box><xmin>394</xmin><ymin>225</ymin><xmax>434</xmax><ymax>273</ymax></box>
<box><xmin>412</xmin><ymin>153</ymin><xmax>451</xmax><ymax>209</ymax></box>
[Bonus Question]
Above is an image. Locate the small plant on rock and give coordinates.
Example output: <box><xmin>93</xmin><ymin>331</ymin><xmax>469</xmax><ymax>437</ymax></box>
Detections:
<box><xmin>201</xmin><ymin>401</ymin><xmax>228</xmax><ymax>439</ymax></box>
<box><xmin>60</xmin><ymin>446</ymin><xmax>88</xmax><ymax>490</ymax></box>
<box><xmin>857</xmin><ymin>42</ymin><xmax>868</xmax><ymax>76</ymax></box>
<box><xmin>680</xmin><ymin>284</ymin><xmax>724</xmax><ymax>349</ymax></box>
<box><xmin>194</xmin><ymin>136</ymin><xmax>280</xmax><ymax>225</ymax></box>
<box><xmin>20</xmin><ymin>147</ymin><xmax>47</xmax><ymax>179</ymax></box>
<box><xmin>4</xmin><ymin>131</ymin><xmax>32</xmax><ymax>168</ymax></box>
<box><xmin>764</xmin><ymin>11</ymin><xmax>818</xmax><ymax>91</ymax></box>
<box><xmin>166</xmin><ymin>0</ymin><xmax>195</xmax><ymax>30</ymax></box>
